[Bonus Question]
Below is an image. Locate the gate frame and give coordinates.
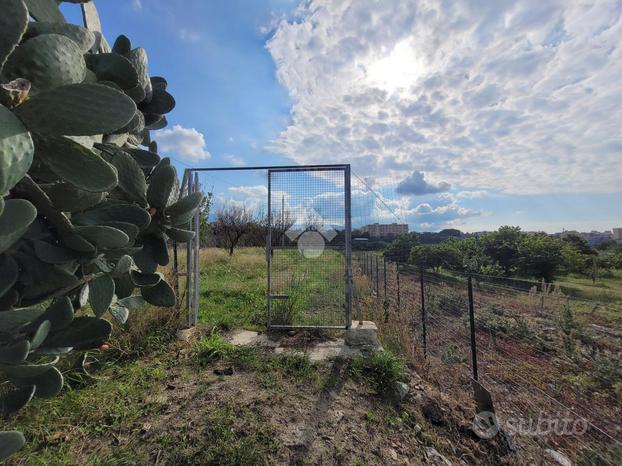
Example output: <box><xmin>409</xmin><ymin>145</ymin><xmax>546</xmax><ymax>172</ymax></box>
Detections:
<box><xmin>175</xmin><ymin>164</ymin><xmax>352</xmax><ymax>329</ymax></box>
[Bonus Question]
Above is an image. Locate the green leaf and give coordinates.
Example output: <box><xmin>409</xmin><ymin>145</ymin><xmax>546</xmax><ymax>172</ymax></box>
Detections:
<box><xmin>101</xmin><ymin>221</ymin><xmax>139</xmax><ymax>244</ymax></box>
<box><xmin>112</xmin><ymin>35</ymin><xmax>131</xmax><ymax>55</ymax></box>
<box><xmin>0</xmin><ymin>254</ymin><xmax>19</xmax><ymax>298</ymax></box>
<box><xmin>109</xmin><ymin>304</ymin><xmax>128</xmax><ymax>324</ymax></box>
<box><xmin>42</xmin><ymin>316</ymin><xmax>111</xmax><ymax>350</ymax></box>
<box><xmin>0</xmin><ymin>431</ymin><xmax>26</xmax><ymax>461</ymax></box>
<box><xmin>88</xmin><ymin>274</ymin><xmax>115</xmax><ymax>317</ymax></box>
<box><xmin>138</xmin><ymin>89</ymin><xmax>175</xmax><ymax>114</ymax></box>
<box><xmin>127</xmin><ymin>47</ymin><xmax>151</xmax><ymax>102</ymax></box>
<box><xmin>112</xmin><ymin>255</ymin><xmax>133</xmax><ymax>277</ymax></box>
<box><xmin>0</xmin><ymin>199</ymin><xmax>36</xmax><ymax>254</ymax></box>
<box><xmin>72</xmin><ymin>201</ymin><xmax>151</xmax><ymax>230</ymax></box>
<box><xmin>15</xmin><ymin>83</ymin><xmax>136</xmax><ymax>136</ymax></box>
<box><xmin>0</xmin><ymin>339</ymin><xmax>30</xmax><ymax>364</ymax></box>
<box><xmin>165</xmin><ymin>227</ymin><xmax>195</xmax><ymax>242</ymax></box>
<box><xmin>109</xmin><ymin>148</ymin><xmax>147</xmax><ymax>206</ymax></box>
<box><xmin>33</xmin><ymin>240</ymin><xmax>77</xmax><ymax>264</ymax></box>
<box><xmin>166</xmin><ymin>192</ymin><xmax>204</xmax><ymax>226</ymax></box>
<box><xmin>3</xmin><ymin>34</ymin><xmax>86</xmax><ymax>93</ymax></box>
<box><xmin>0</xmin><ymin>0</ymin><xmax>28</xmax><ymax>70</ymax></box>
<box><xmin>25</xmin><ymin>21</ymin><xmax>95</xmax><ymax>53</ymax></box>
<box><xmin>44</xmin><ymin>182</ymin><xmax>104</xmax><ymax>212</ymax></box>
<box><xmin>114</xmin><ymin>274</ymin><xmax>134</xmax><ymax>299</ymax></box>
<box><xmin>17</xmin><ymin>259</ymin><xmax>79</xmax><ymax>305</ymax></box>
<box><xmin>123</xmin><ymin>147</ymin><xmax>160</xmax><ymax>168</ymax></box>
<box><xmin>33</xmin><ymin>135</ymin><xmax>118</xmax><ymax>192</ymax></box>
<box><xmin>24</xmin><ymin>0</ymin><xmax>65</xmax><ymax>22</ymax></box>
<box><xmin>29</xmin><ymin>297</ymin><xmax>73</xmax><ymax>332</ymax></box>
<box><xmin>75</xmin><ymin>225</ymin><xmax>129</xmax><ymax>249</ymax></box>
<box><xmin>117</xmin><ymin>295</ymin><xmax>146</xmax><ymax>311</ymax></box>
<box><xmin>0</xmin><ymin>309</ymin><xmax>43</xmax><ymax>333</ymax></box>
<box><xmin>85</xmin><ymin>52</ymin><xmax>138</xmax><ymax>90</ymax></box>
<box><xmin>29</xmin><ymin>320</ymin><xmax>50</xmax><ymax>350</ymax></box>
<box><xmin>0</xmin><ymin>104</ymin><xmax>34</xmax><ymax>196</ymax></box>
<box><xmin>130</xmin><ymin>270</ymin><xmax>161</xmax><ymax>287</ymax></box>
<box><xmin>141</xmin><ymin>278</ymin><xmax>176</xmax><ymax>307</ymax></box>
<box><xmin>6</xmin><ymin>365</ymin><xmax>63</xmax><ymax>398</ymax></box>
<box><xmin>0</xmin><ymin>386</ymin><xmax>35</xmax><ymax>417</ymax></box>
<box><xmin>147</xmin><ymin>164</ymin><xmax>176</xmax><ymax>209</ymax></box>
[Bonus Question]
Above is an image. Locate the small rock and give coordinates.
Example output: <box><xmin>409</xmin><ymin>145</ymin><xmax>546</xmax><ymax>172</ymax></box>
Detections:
<box><xmin>213</xmin><ymin>366</ymin><xmax>234</xmax><ymax>376</ymax></box>
<box><xmin>421</xmin><ymin>395</ymin><xmax>445</xmax><ymax>425</ymax></box>
<box><xmin>425</xmin><ymin>447</ymin><xmax>453</xmax><ymax>466</ymax></box>
<box><xmin>393</xmin><ymin>381</ymin><xmax>410</xmax><ymax>401</ymax></box>
<box><xmin>414</xmin><ymin>423</ymin><xmax>422</xmax><ymax>435</ymax></box>
<box><xmin>387</xmin><ymin>448</ymin><xmax>398</xmax><ymax>461</ymax></box>
<box><xmin>545</xmin><ymin>449</ymin><xmax>572</xmax><ymax>466</ymax></box>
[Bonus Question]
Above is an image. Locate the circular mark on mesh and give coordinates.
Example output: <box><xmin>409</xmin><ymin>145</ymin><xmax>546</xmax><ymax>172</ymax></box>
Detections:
<box><xmin>297</xmin><ymin>231</ymin><xmax>325</xmax><ymax>258</ymax></box>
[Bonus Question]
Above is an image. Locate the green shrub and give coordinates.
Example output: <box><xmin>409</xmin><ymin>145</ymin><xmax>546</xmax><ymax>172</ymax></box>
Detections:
<box><xmin>351</xmin><ymin>351</ymin><xmax>407</xmax><ymax>398</ymax></box>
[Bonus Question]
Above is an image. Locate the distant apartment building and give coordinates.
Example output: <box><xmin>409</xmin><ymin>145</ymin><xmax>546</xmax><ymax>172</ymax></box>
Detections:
<box><xmin>358</xmin><ymin>223</ymin><xmax>409</xmax><ymax>238</ymax></box>
<box><xmin>613</xmin><ymin>228</ymin><xmax>622</xmax><ymax>242</ymax></box>
<box><xmin>558</xmin><ymin>229</ymin><xmax>613</xmax><ymax>246</ymax></box>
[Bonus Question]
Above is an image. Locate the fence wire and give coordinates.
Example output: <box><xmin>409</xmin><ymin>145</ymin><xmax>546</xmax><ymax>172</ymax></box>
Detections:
<box><xmin>268</xmin><ymin>168</ymin><xmax>349</xmax><ymax>328</ymax></box>
<box><xmin>355</xmin><ymin>252</ymin><xmax>622</xmax><ymax>465</ymax></box>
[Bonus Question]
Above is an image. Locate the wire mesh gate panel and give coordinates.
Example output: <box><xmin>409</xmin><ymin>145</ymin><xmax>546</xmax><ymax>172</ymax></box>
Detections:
<box><xmin>268</xmin><ymin>166</ymin><xmax>352</xmax><ymax>329</ymax></box>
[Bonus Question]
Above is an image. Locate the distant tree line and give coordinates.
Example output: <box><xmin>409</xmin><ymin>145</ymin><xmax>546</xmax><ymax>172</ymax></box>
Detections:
<box><xmin>384</xmin><ymin>226</ymin><xmax>622</xmax><ymax>282</ymax></box>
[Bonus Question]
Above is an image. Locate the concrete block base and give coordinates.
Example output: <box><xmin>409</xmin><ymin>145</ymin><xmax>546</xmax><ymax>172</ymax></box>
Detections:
<box><xmin>345</xmin><ymin>321</ymin><xmax>382</xmax><ymax>351</ymax></box>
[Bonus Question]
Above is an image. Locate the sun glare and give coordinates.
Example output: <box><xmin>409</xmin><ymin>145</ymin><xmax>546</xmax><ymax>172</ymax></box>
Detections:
<box><xmin>366</xmin><ymin>39</ymin><xmax>424</xmax><ymax>93</ymax></box>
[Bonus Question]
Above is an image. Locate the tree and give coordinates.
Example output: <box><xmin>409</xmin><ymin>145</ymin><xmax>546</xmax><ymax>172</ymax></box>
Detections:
<box><xmin>198</xmin><ymin>191</ymin><xmax>213</xmax><ymax>247</ymax></box>
<box><xmin>384</xmin><ymin>232</ymin><xmax>419</xmax><ymax>262</ymax></box>
<box><xmin>410</xmin><ymin>242</ymin><xmax>462</xmax><ymax>271</ymax></box>
<box><xmin>517</xmin><ymin>234</ymin><xmax>566</xmax><ymax>282</ymax></box>
<box><xmin>214</xmin><ymin>205</ymin><xmax>254</xmax><ymax>255</ymax></box>
<box><xmin>482</xmin><ymin>226</ymin><xmax>524</xmax><ymax>275</ymax></box>
<box><xmin>562</xmin><ymin>234</ymin><xmax>597</xmax><ymax>256</ymax></box>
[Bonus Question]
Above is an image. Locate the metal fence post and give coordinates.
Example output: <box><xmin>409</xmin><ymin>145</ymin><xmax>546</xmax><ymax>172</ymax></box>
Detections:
<box><xmin>375</xmin><ymin>255</ymin><xmax>379</xmax><ymax>296</ymax></box>
<box><xmin>192</xmin><ymin>172</ymin><xmax>200</xmax><ymax>326</ymax></box>
<box><xmin>420</xmin><ymin>269</ymin><xmax>427</xmax><ymax>359</ymax></box>
<box><xmin>344</xmin><ymin>165</ymin><xmax>353</xmax><ymax>329</ymax></box>
<box><xmin>396</xmin><ymin>264</ymin><xmax>400</xmax><ymax>311</ymax></box>
<box><xmin>185</xmin><ymin>173</ymin><xmax>193</xmax><ymax>326</ymax></box>
<box><xmin>468</xmin><ymin>275</ymin><xmax>478</xmax><ymax>381</ymax></box>
<box><xmin>383</xmin><ymin>257</ymin><xmax>387</xmax><ymax>298</ymax></box>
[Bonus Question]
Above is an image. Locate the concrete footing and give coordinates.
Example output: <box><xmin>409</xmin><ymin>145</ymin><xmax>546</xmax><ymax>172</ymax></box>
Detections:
<box><xmin>345</xmin><ymin>321</ymin><xmax>382</xmax><ymax>352</ymax></box>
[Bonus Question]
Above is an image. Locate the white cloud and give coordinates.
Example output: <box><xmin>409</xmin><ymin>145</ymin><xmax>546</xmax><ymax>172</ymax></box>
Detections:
<box><xmin>396</xmin><ymin>170</ymin><xmax>450</xmax><ymax>195</ymax></box>
<box><xmin>131</xmin><ymin>0</ymin><xmax>142</xmax><ymax>12</ymax></box>
<box><xmin>223</xmin><ymin>154</ymin><xmax>246</xmax><ymax>167</ymax></box>
<box><xmin>266</xmin><ymin>0</ymin><xmax>622</xmax><ymax>195</ymax></box>
<box><xmin>157</xmin><ymin>125</ymin><xmax>211</xmax><ymax>161</ymax></box>
<box><xmin>179</xmin><ymin>29</ymin><xmax>201</xmax><ymax>43</ymax></box>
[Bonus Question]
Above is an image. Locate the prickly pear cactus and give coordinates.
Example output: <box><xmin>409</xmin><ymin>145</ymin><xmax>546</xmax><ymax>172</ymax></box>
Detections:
<box><xmin>0</xmin><ymin>0</ymin><xmax>201</xmax><ymax>459</ymax></box>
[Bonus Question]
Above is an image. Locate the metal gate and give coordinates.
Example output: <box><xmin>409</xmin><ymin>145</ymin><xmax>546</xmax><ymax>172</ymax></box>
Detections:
<box><xmin>267</xmin><ymin>166</ymin><xmax>352</xmax><ymax>329</ymax></box>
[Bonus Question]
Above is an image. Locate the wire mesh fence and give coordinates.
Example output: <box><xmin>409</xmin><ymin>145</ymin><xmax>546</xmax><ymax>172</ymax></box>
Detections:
<box><xmin>268</xmin><ymin>167</ymin><xmax>351</xmax><ymax>328</ymax></box>
<box><xmin>355</xmin><ymin>251</ymin><xmax>622</xmax><ymax>465</ymax></box>
<box><xmin>175</xmin><ymin>165</ymin><xmax>352</xmax><ymax>329</ymax></box>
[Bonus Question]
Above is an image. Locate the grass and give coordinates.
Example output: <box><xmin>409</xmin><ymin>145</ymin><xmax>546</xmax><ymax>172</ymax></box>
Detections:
<box><xmin>556</xmin><ymin>270</ymin><xmax>622</xmax><ymax>304</ymax></box>
<box><xmin>351</xmin><ymin>350</ymin><xmax>407</xmax><ymax>398</ymax></box>
<box><xmin>198</xmin><ymin>247</ymin><xmax>346</xmax><ymax>329</ymax></box>
<box><xmin>5</xmin><ymin>357</ymin><xmax>170</xmax><ymax>465</ymax></box>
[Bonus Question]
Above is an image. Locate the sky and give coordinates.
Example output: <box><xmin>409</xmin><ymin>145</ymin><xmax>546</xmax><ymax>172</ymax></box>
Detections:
<box><xmin>61</xmin><ymin>0</ymin><xmax>622</xmax><ymax>233</ymax></box>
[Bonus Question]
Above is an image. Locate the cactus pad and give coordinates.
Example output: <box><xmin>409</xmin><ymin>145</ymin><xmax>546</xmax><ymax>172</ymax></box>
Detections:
<box><xmin>33</xmin><ymin>135</ymin><xmax>118</xmax><ymax>192</ymax></box>
<box><xmin>25</xmin><ymin>21</ymin><xmax>96</xmax><ymax>53</ymax></box>
<box><xmin>0</xmin><ymin>104</ymin><xmax>34</xmax><ymax>195</ymax></box>
<box><xmin>85</xmin><ymin>53</ymin><xmax>138</xmax><ymax>90</ymax></box>
<box><xmin>0</xmin><ymin>0</ymin><xmax>28</xmax><ymax>71</ymax></box>
<box><xmin>3</xmin><ymin>34</ymin><xmax>86</xmax><ymax>93</ymax></box>
<box><xmin>0</xmin><ymin>199</ymin><xmax>37</xmax><ymax>255</ymax></box>
<box><xmin>15</xmin><ymin>83</ymin><xmax>136</xmax><ymax>136</ymax></box>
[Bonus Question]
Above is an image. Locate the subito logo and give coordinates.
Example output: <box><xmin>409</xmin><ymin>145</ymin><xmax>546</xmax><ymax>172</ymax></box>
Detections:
<box><xmin>285</xmin><ymin>209</ymin><xmax>337</xmax><ymax>258</ymax></box>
